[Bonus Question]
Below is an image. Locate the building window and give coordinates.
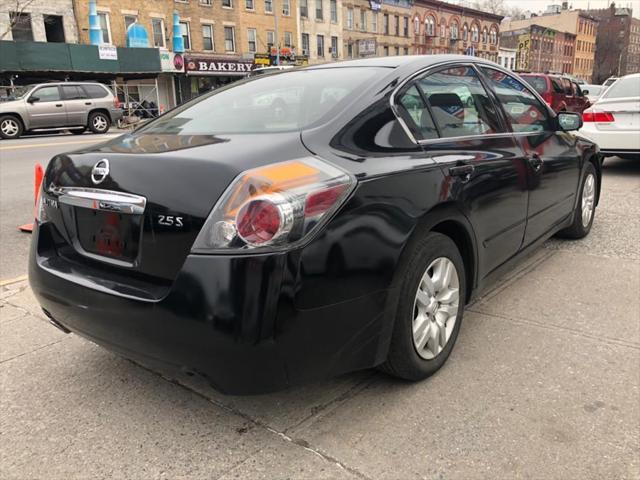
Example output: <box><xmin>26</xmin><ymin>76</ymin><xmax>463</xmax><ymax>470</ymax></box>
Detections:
<box><xmin>331</xmin><ymin>35</ymin><xmax>338</xmax><ymax>57</ymax></box>
<box><xmin>300</xmin><ymin>0</ymin><xmax>308</xmax><ymax>17</ymax></box>
<box><xmin>414</xmin><ymin>16</ymin><xmax>420</xmax><ymax>36</ymax></box>
<box><xmin>450</xmin><ymin>21</ymin><xmax>458</xmax><ymax>40</ymax></box>
<box><xmin>124</xmin><ymin>15</ymin><xmax>137</xmax><ymax>32</ymax></box>
<box><xmin>222</xmin><ymin>0</ymin><xmax>232</xmax><ymax>7</ymax></box>
<box><xmin>440</xmin><ymin>20</ymin><xmax>446</xmax><ymax>38</ymax></box>
<box><xmin>471</xmin><ymin>24</ymin><xmax>479</xmax><ymax>43</ymax></box>
<box><xmin>330</xmin><ymin>0</ymin><xmax>337</xmax><ymax>22</ymax></box>
<box><xmin>301</xmin><ymin>32</ymin><xmax>309</xmax><ymax>54</ymax></box>
<box><xmin>482</xmin><ymin>27</ymin><xmax>488</xmax><ymax>43</ymax></box>
<box><xmin>360</xmin><ymin>10</ymin><xmax>366</xmax><ymax>32</ymax></box>
<box><xmin>284</xmin><ymin>31</ymin><xmax>292</xmax><ymax>47</ymax></box>
<box><xmin>490</xmin><ymin>27</ymin><xmax>497</xmax><ymax>45</ymax></box>
<box><xmin>202</xmin><ymin>24</ymin><xmax>214</xmax><ymax>50</ymax></box>
<box><xmin>267</xmin><ymin>30</ymin><xmax>275</xmax><ymax>47</ymax></box>
<box><xmin>282</xmin><ymin>0</ymin><xmax>290</xmax><ymax>15</ymax></box>
<box><xmin>9</xmin><ymin>12</ymin><xmax>33</xmax><ymax>41</ymax></box>
<box><xmin>395</xmin><ymin>46</ymin><xmax>399</xmax><ymax>55</ymax></box>
<box><xmin>347</xmin><ymin>8</ymin><xmax>353</xmax><ymax>29</ymax></box>
<box><xmin>384</xmin><ymin>45</ymin><xmax>389</xmax><ymax>56</ymax></box>
<box><xmin>347</xmin><ymin>42</ymin><xmax>353</xmax><ymax>58</ymax></box>
<box><xmin>98</xmin><ymin>13</ymin><xmax>112</xmax><ymax>44</ymax></box>
<box><xmin>265</xmin><ymin>0</ymin><xmax>273</xmax><ymax>12</ymax></box>
<box><xmin>247</xmin><ymin>28</ymin><xmax>257</xmax><ymax>52</ymax></box>
<box><xmin>44</xmin><ymin>15</ymin><xmax>65</xmax><ymax>42</ymax></box>
<box><xmin>462</xmin><ymin>23</ymin><xmax>468</xmax><ymax>41</ymax></box>
<box><xmin>383</xmin><ymin>14</ymin><xmax>389</xmax><ymax>35</ymax></box>
<box><xmin>224</xmin><ymin>26</ymin><xmax>235</xmax><ymax>51</ymax></box>
<box><xmin>372</xmin><ymin>12</ymin><xmax>378</xmax><ymax>33</ymax></box>
<box><xmin>200</xmin><ymin>0</ymin><xmax>213</xmax><ymax>4</ymax></box>
<box><xmin>404</xmin><ymin>47</ymin><xmax>409</xmax><ymax>55</ymax></box>
<box><xmin>179</xmin><ymin>21</ymin><xmax>191</xmax><ymax>49</ymax></box>
<box><xmin>394</xmin><ymin>16</ymin><xmax>399</xmax><ymax>36</ymax></box>
<box><xmin>151</xmin><ymin>18</ymin><xmax>165</xmax><ymax>47</ymax></box>
<box><xmin>246</xmin><ymin>0</ymin><xmax>255</xmax><ymax>9</ymax></box>
<box><xmin>317</xmin><ymin>34</ymin><xmax>324</xmax><ymax>57</ymax></box>
<box><xmin>403</xmin><ymin>16</ymin><xmax>408</xmax><ymax>37</ymax></box>
<box><xmin>425</xmin><ymin>16</ymin><xmax>434</xmax><ymax>36</ymax></box>
<box><xmin>316</xmin><ymin>0</ymin><xmax>323</xmax><ymax>20</ymax></box>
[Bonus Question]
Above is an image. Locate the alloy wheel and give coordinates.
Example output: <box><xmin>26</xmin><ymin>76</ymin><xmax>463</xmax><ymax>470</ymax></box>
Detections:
<box><xmin>93</xmin><ymin>115</ymin><xmax>108</xmax><ymax>131</ymax></box>
<box><xmin>412</xmin><ymin>257</ymin><xmax>460</xmax><ymax>360</ymax></box>
<box><xmin>581</xmin><ymin>173</ymin><xmax>595</xmax><ymax>227</ymax></box>
<box><xmin>1</xmin><ymin>119</ymin><xmax>19</xmax><ymax>137</ymax></box>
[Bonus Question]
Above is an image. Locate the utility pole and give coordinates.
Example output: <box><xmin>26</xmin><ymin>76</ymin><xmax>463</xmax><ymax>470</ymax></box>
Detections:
<box><xmin>274</xmin><ymin>0</ymin><xmax>280</xmax><ymax>66</ymax></box>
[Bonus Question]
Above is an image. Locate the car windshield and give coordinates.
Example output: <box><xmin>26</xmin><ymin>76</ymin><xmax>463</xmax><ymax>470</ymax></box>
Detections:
<box><xmin>601</xmin><ymin>76</ymin><xmax>640</xmax><ymax>99</ymax></box>
<box><xmin>521</xmin><ymin>76</ymin><xmax>547</xmax><ymax>94</ymax></box>
<box><xmin>140</xmin><ymin>67</ymin><xmax>385</xmax><ymax>135</ymax></box>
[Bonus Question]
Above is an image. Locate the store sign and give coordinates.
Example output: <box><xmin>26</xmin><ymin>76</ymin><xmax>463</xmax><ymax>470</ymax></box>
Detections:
<box><xmin>516</xmin><ymin>34</ymin><xmax>531</xmax><ymax>71</ymax></box>
<box><xmin>185</xmin><ymin>57</ymin><xmax>255</xmax><ymax>75</ymax></box>
<box><xmin>160</xmin><ymin>50</ymin><xmax>184</xmax><ymax>72</ymax></box>
<box><xmin>98</xmin><ymin>45</ymin><xmax>118</xmax><ymax>61</ymax></box>
<box><xmin>358</xmin><ymin>38</ymin><xmax>377</xmax><ymax>56</ymax></box>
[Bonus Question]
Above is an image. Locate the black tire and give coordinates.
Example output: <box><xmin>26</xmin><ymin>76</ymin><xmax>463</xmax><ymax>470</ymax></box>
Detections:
<box><xmin>70</xmin><ymin>128</ymin><xmax>86</xmax><ymax>135</ymax></box>
<box><xmin>88</xmin><ymin>111</ymin><xmax>110</xmax><ymax>134</ymax></box>
<box><xmin>0</xmin><ymin>114</ymin><xmax>23</xmax><ymax>139</ymax></box>
<box><xmin>557</xmin><ymin>162</ymin><xmax>598</xmax><ymax>239</ymax></box>
<box><xmin>380</xmin><ymin>232</ymin><xmax>466</xmax><ymax>381</ymax></box>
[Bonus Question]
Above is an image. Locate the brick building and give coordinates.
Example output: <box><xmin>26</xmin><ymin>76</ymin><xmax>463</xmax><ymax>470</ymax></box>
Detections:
<box><xmin>412</xmin><ymin>0</ymin><xmax>502</xmax><ymax>62</ymax></box>
<box><xmin>501</xmin><ymin>6</ymin><xmax>598</xmax><ymax>81</ymax></box>
<box><xmin>587</xmin><ymin>5</ymin><xmax>640</xmax><ymax>82</ymax></box>
<box><xmin>501</xmin><ymin>24</ymin><xmax>575</xmax><ymax>74</ymax></box>
<box><xmin>343</xmin><ymin>0</ymin><xmax>412</xmax><ymax>59</ymax></box>
<box><xmin>297</xmin><ymin>0</ymin><xmax>343</xmax><ymax>64</ymax></box>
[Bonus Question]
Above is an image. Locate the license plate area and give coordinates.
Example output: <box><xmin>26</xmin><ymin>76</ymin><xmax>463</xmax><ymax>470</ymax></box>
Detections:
<box><xmin>75</xmin><ymin>208</ymin><xmax>142</xmax><ymax>263</ymax></box>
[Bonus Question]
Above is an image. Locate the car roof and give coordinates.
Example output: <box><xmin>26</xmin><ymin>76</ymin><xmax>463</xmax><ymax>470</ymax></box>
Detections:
<box><xmin>306</xmin><ymin>54</ymin><xmax>497</xmax><ymax>70</ymax></box>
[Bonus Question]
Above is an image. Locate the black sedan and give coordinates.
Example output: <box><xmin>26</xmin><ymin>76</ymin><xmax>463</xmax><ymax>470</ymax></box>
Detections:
<box><xmin>30</xmin><ymin>56</ymin><xmax>601</xmax><ymax>394</ymax></box>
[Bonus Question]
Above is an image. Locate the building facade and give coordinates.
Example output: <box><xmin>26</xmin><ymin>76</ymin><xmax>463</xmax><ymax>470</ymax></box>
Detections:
<box><xmin>497</xmin><ymin>46</ymin><xmax>516</xmax><ymax>70</ymax></box>
<box><xmin>412</xmin><ymin>0</ymin><xmax>502</xmax><ymax>62</ymax></box>
<box><xmin>343</xmin><ymin>0</ymin><xmax>412</xmax><ymax>59</ymax></box>
<box><xmin>501</xmin><ymin>8</ymin><xmax>598</xmax><ymax>82</ymax></box>
<box><xmin>501</xmin><ymin>24</ymin><xmax>575</xmax><ymax>74</ymax></box>
<box><xmin>297</xmin><ymin>0</ymin><xmax>343</xmax><ymax>64</ymax></box>
<box><xmin>587</xmin><ymin>5</ymin><xmax>640</xmax><ymax>82</ymax></box>
<box><xmin>0</xmin><ymin>0</ymin><xmax>78</xmax><ymax>44</ymax></box>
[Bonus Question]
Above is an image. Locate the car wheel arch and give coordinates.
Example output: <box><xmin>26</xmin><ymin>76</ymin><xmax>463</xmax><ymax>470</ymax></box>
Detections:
<box><xmin>88</xmin><ymin>108</ymin><xmax>111</xmax><ymax>122</ymax></box>
<box><xmin>1</xmin><ymin>112</ymin><xmax>26</xmax><ymax>130</ymax></box>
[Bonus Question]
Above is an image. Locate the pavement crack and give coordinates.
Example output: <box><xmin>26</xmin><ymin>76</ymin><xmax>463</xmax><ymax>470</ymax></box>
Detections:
<box><xmin>0</xmin><ymin>338</ymin><xmax>65</xmax><ymax>364</ymax></box>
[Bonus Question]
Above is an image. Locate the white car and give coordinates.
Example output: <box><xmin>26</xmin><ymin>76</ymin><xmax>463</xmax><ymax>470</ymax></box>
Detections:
<box><xmin>578</xmin><ymin>73</ymin><xmax>640</xmax><ymax>160</ymax></box>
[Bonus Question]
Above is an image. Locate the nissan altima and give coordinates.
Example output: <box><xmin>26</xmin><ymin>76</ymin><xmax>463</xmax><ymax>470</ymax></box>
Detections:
<box><xmin>30</xmin><ymin>56</ymin><xmax>601</xmax><ymax>394</ymax></box>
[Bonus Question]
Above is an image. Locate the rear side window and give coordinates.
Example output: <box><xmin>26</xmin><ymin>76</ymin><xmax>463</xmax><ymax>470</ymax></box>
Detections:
<box><xmin>550</xmin><ymin>77</ymin><xmax>564</xmax><ymax>93</ymax></box>
<box><xmin>562</xmin><ymin>78</ymin><xmax>572</xmax><ymax>95</ymax></box>
<box><xmin>396</xmin><ymin>84</ymin><xmax>438</xmax><ymax>140</ymax></box>
<box><xmin>602</xmin><ymin>76</ymin><xmax>640</xmax><ymax>99</ymax></box>
<box><xmin>416</xmin><ymin>66</ymin><xmax>501</xmax><ymax>138</ymax></box>
<box><xmin>61</xmin><ymin>85</ymin><xmax>87</xmax><ymax>100</ymax></box>
<box><xmin>522</xmin><ymin>76</ymin><xmax>547</xmax><ymax>94</ymax></box>
<box><xmin>82</xmin><ymin>84</ymin><xmax>109</xmax><ymax>98</ymax></box>
<box><xmin>481</xmin><ymin>68</ymin><xmax>551</xmax><ymax>134</ymax></box>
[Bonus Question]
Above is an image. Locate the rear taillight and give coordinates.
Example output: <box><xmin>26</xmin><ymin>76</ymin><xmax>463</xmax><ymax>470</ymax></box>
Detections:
<box><xmin>191</xmin><ymin>157</ymin><xmax>356</xmax><ymax>253</ymax></box>
<box><xmin>113</xmin><ymin>97</ymin><xmax>121</xmax><ymax>109</ymax></box>
<box><xmin>582</xmin><ymin>110</ymin><xmax>615</xmax><ymax>123</ymax></box>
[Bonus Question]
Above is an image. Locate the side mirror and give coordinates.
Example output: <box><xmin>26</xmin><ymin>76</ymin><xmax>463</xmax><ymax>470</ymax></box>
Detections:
<box><xmin>27</xmin><ymin>96</ymin><xmax>39</xmax><ymax>104</ymax></box>
<box><xmin>582</xmin><ymin>89</ymin><xmax>589</xmax><ymax>95</ymax></box>
<box><xmin>557</xmin><ymin>112</ymin><xmax>582</xmax><ymax>132</ymax></box>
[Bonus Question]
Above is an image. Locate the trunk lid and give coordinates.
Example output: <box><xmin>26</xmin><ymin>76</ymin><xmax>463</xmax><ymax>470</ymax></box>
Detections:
<box><xmin>41</xmin><ymin>131</ymin><xmax>310</xmax><ymax>284</ymax></box>
<box><xmin>591</xmin><ymin>98</ymin><xmax>640</xmax><ymax>131</ymax></box>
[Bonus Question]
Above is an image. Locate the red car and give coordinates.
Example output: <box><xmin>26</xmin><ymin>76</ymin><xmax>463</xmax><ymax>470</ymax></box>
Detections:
<box><xmin>520</xmin><ymin>73</ymin><xmax>591</xmax><ymax>114</ymax></box>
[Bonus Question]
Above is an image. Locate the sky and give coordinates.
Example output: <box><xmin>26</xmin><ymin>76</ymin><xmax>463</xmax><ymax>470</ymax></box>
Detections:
<box><xmin>502</xmin><ymin>0</ymin><xmax>640</xmax><ymax>17</ymax></box>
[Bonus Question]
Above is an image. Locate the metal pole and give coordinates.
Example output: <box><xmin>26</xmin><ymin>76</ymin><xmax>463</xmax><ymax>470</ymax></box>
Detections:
<box><xmin>274</xmin><ymin>0</ymin><xmax>280</xmax><ymax>66</ymax></box>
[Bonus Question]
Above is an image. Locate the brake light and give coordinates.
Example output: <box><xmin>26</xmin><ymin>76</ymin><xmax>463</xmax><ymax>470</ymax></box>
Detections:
<box><xmin>191</xmin><ymin>158</ymin><xmax>355</xmax><ymax>252</ymax></box>
<box><xmin>113</xmin><ymin>97</ymin><xmax>121</xmax><ymax>109</ymax></box>
<box><xmin>582</xmin><ymin>110</ymin><xmax>615</xmax><ymax>123</ymax></box>
<box><xmin>542</xmin><ymin>92</ymin><xmax>553</xmax><ymax>106</ymax></box>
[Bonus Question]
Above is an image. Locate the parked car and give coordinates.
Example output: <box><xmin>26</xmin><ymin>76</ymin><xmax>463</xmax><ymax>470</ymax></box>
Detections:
<box><xmin>0</xmin><ymin>82</ymin><xmax>122</xmax><ymax>140</ymax></box>
<box><xmin>30</xmin><ymin>56</ymin><xmax>600</xmax><ymax>394</ymax></box>
<box><xmin>520</xmin><ymin>73</ymin><xmax>591</xmax><ymax>114</ymax></box>
<box><xmin>579</xmin><ymin>73</ymin><xmax>640</xmax><ymax>160</ymax></box>
<box><xmin>582</xmin><ymin>84</ymin><xmax>605</xmax><ymax>104</ymax></box>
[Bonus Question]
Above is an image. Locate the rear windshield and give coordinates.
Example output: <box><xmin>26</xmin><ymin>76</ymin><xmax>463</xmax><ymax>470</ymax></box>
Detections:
<box><xmin>140</xmin><ymin>67</ymin><xmax>385</xmax><ymax>135</ymax></box>
<box><xmin>585</xmin><ymin>85</ymin><xmax>603</xmax><ymax>96</ymax></box>
<box><xmin>602</xmin><ymin>76</ymin><xmax>640</xmax><ymax>99</ymax></box>
<box><xmin>521</xmin><ymin>76</ymin><xmax>547</xmax><ymax>94</ymax></box>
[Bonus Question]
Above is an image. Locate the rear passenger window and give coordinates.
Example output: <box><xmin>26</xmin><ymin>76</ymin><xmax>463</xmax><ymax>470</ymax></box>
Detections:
<box><xmin>551</xmin><ymin>78</ymin><xmax>564</xmax><ymax>93</ymax></box>
<box><xmin>82</xmin><ymin>84</ymin><xmax>109</xmax><ymax>98</ymax></box>
<box><xmin>396</xmin><ymin>84</ymin><xmax>438</xmax><ymax>140</ymax></box>
<box><xmin>480</xmin><ymin>67</ymin><xmax>551</xmax><ymax>134</ymax></box>
<box><xmin>417</xmin><ymin>67</ymin><xmax>501</xmax><ymax>139</ymax></box>
<box><xmin>562</xmin><ymin>78</ymin><xmax>572</xmax><ymax>95</ymax></box>
<box><xmin>61</xmin><ymin>85</ymin><xmax>87</xmax><ymax>100</ymax></box>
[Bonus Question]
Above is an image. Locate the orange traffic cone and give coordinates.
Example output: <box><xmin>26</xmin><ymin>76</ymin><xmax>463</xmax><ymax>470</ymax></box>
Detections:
<box><xmin>18</xmin><ymin>163</ymin><xmax>44</xmax><ymax>233</ymax></box>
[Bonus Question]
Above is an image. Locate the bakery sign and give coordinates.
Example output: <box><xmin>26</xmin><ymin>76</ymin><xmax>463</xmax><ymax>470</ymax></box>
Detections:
<box><xmin>185</xmin><ymin>56</ymin><xmax>255</xmax><ymax>76</ymax></box>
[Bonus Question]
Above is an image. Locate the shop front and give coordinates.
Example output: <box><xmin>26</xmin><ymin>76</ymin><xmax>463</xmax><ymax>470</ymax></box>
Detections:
<box><xmin>176</xmin><ymin>56</ymin><xmax>255</xmax><ymax>103</ymax></box>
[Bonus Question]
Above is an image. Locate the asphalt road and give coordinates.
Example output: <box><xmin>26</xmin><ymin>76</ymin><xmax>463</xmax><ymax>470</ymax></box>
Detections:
<box><xmin>0</xmin><ymin>132</ymin><xmax>123</xmax><ymax>281</ymax></box>
<box><xmin>0</xmin><ymin>138</ymin><xmax>638</xmax><ymax>479</ymax></box>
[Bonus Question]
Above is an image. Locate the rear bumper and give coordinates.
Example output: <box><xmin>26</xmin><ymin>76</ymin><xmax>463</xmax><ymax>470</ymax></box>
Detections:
<box><xmin>578</xmin><ymin>126</ymin><xmax>640</xmax><ymax>152</ymax></box>
<box><xmin>29</xmin><ymin>224</ymin><xmax>394</xmax><ymax>394</ymax></box>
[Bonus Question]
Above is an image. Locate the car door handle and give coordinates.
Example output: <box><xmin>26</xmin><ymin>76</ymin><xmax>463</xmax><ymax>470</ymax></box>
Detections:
<box><xmin>85</xmin><ymin>102</ymin><xmax>92</xmax><ymax>105</ymax></box>
<box><xmin>449</xmin><ymin>164</ymin><xmax>475</xmax><ymax>180</ymax></box>
<box><xmin>55</xmin><ymin>104</ymin><xmax>63</xmax><ymax>107</ymax></box>
<box><xmin>528</xmin><ymin>154</ymin><xmax>543</xmax><ymax>172</ymax></box>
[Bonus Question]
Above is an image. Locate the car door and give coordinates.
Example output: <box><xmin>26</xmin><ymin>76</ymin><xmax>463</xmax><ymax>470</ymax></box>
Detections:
<box><xmin>397</xmin><ymin>65</ymin><xmax>530</xmax><ymax>279</ymax></box>
<box><xmin>479</xmin><ymin>67</ymin><xmax>581</xmax><ymax>247</ymax></box>
<box><xmin>572</xmin><ymin>82</ymin><xmax>590</xmax><ymax>112</ymax></box>
<box><xmin>61</xmin><ymin>85</ymin><xmax>90</xmax><ymax>126</ymax></box>
<box><xmin>25</xmin><ymin>85</ymin><xmax>67</xmax><ymax>128</ymax></box>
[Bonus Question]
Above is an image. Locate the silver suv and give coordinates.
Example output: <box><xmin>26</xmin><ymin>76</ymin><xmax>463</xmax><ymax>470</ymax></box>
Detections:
<box><xmin>0</xmin><ymin>82</ymin><xmax>123</xmax><ymax>139</ymax></box>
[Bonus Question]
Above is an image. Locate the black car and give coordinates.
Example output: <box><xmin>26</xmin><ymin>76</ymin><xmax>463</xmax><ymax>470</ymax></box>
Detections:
<box><xmin>30</xmin><ymin>56</ymin><xmax>601</xmax><ymax>394</ymax></box>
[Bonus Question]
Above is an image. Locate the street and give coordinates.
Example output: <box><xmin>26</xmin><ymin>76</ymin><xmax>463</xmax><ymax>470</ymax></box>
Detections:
<box><xmin>1</xmin><ymin>135</ymin><xmax>639</xmax><ymax>479</ymax></box>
